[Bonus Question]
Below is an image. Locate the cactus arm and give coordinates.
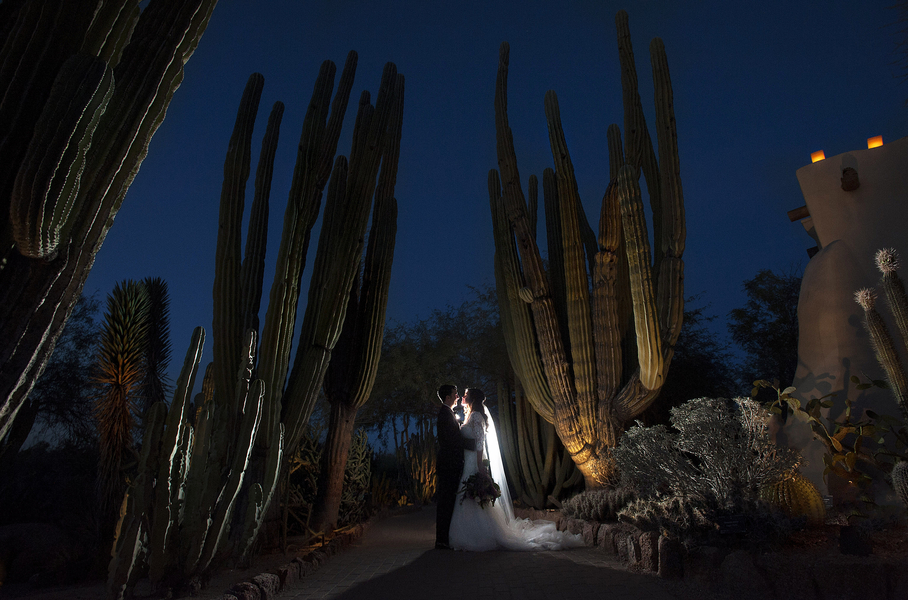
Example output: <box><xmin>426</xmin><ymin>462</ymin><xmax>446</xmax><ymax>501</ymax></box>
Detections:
<box><xmin>856</xmin><ymin>289</ymin><xmax>908</xmax><ymax>419</ymax></box>
<box><xmin>197</xmin><ymin>333</ymin><xmax>264</xmax><ymax>573</ymax></box>
<box><xmin>616</xmin><ymin>165</ymin><xmax>663</xmax><ymax>391</ymax></box>
<box><xmin>108</xmin><ymin>401</ymin><xmax>167</xmax><ymax>598</ymax></box>
<box><xmin>257</xmin><ymin>54</ymin><xmax>356</xmax><ymax>444</ymax></box>
<box><xmin>616</xmin><ymin>9</ymin><xmax>662</xmax><ymax>271</ymax></box>
<box><xmin>348</xmin><ymin>73</ymin><xmax>403</xmax><ymax>409</ymax></box>
<box><xmin>527</xmin><ymin>174</ymin><xmax>538</xmax><ymax>239</ymax></box>
<box><xmin>0</xmin><ymin>0</ymin><xmax>217</xmax><ymax>444</ymax></box>
<box><xmin>490</xmin><ymin>169</ymin><xmax>555</xmax><ymax>422</ymax></box>
<box><xmin>651</xmin><ymin>38</ymin><xmax>685</xmax><ymax>347</ymax></box>
<box><xmin>239</xmin><ymin>101</ymin><xmax>284</xmax><ymax>340</ymax></box>
<box><xmin>212</xmin><ymin>73</ymin><xmax>263</xmax><ymax>424</ymax></box>
<box><xmin>544</xmin><ymin>90</ymin><xmax>598</xmax><ymax>446</ymax></box>
<box><xmin>494</xmin><ymin>42</ymin><xmax>584</xmax><ymax>460</ymax></box>
<box><xmin>82</xmin><ymin>0</ymin><xmax>141</xmax><ymax>66</ymax></box>
<box><xmin>147</xmin><ymin>326</ymin><xmax>203</xmax><ymax>583</ymax></box>
<box><xmin>11</xmin><ymin>54</ymin><xmax>114</xmax><ymax>259</ymax></box>
<box><xmin>284</xmin><ymin>64</ymin><xmax>399</xmax><ymax>451</ymax></box>
<box><xmin>592</xmin><ymin>179</ymin><xmax>623</xmax><ymax>403</ymax></box>
<box><xmin>542</xmin><ymin>167</ymin><xmax>570</xmax><ymax>354</ymax></box>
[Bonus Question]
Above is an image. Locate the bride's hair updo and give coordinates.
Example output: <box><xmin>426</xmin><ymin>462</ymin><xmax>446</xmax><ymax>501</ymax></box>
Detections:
<box><xmin>465</xmin><ymin>388</ymin><xmax>487</xmax><ymax>428</ymax></box>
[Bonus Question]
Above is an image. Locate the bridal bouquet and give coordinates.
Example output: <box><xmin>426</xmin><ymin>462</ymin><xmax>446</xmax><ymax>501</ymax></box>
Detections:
<box><xmin>459</xmin><ymin>471</ymin><xmax>501</xmax><ymax>509</ymax></box>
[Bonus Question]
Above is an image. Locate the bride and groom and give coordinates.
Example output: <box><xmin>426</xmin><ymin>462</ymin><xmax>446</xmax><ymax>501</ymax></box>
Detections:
<box><xmin>435</xmin><ymin>385</ymin><xmax>583</xmax><ymax>551</ymax></box>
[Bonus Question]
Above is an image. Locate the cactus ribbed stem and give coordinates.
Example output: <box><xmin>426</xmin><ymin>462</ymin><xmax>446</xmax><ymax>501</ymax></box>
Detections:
<box><xmin>859</xmin><ymin>295</ymin><xmax>908</xmax><ymax>419</ymax></box>
<box><xmin>490</xmin><ymin>12</ymin><xmax>684</xmax><ymax>487</ymax></box>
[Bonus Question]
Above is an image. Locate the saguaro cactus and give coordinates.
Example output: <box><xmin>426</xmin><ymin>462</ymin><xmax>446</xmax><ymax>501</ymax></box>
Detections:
<box><xmin>489</xmin><ymin>11</ymin><xmax>685</xmax><ymax>487</ymax></box>
<box><xmin>0</xmin><ymin>0</ymin><xmax>218</xmax><ymax>443</ymax></box>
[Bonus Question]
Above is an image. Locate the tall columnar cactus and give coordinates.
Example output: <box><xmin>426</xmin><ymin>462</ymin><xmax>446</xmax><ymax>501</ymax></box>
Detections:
<box><xmin>0</xmin><ymin>0</ymin><xmax>218</xmax><ymax>443</ymax></box>
<box><xmin>854</xmin><ymin>249</ymin><xmax>908</xmax><ymax>420</ymax></box>
<box><xmin>107</xmin><ymin>56</ymin><xmax>404</xmax><ymax>595</ymax></box>
<box><xmin>108</xmin><ymin>327</ymin><xmax>266</xmax><ymax>598</ymax></box>
<box><xmin>489</xmin><ymin>11</ymin><xmax>685</xmax><ymax>487</ymax></box>
<box><xmin>310</xmin><ymin>71</ymin><xmax>403</xmax><ymax>533</ymax></box>
<box><xmin>497</xmin><ymin>379</ymin><xmax>582</xmax><ymax>508</ymax></box>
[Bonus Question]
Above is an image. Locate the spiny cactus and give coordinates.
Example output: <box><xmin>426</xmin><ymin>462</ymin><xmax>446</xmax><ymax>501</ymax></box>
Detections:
<box><xmin>0</xmin><ymin>0</ymin><xmax>217</xmax><ymax>444</ymax></box>
<box><xmin>759</xmin><ymin>471</ymin><xmax>826</xmax><ymax>527</ymax></box>
<box><xmin>490</xmin><ymin>11</ymin><xmax>685</xmax><ymax>487</ymax></box>
<box><xmin>854</xmin><ymin>248</ymin><xmax>908</xmax><ymax>419</ymax></box>
<box><xmin>892</xmin><ymin>461</ymin><xmax>908</xmax><ymax>510</ymax></box>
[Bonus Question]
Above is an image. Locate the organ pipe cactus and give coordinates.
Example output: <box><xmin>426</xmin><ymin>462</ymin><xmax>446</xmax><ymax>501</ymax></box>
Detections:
<box><xmin>310</xmin><ymin>70</ymin><xmax>403</xmax><ymax>532</ymax></box>
<box><xmin>108</xmin><ymin>55</ymin><xmax>404</xmax><ymax>595</ymax></box>
<box><xmin>497</xmin><ymin>379</ymin><xmax>582</xmax><ymax>508</ymax></box>
<box><xmin>0</xmin><ymin>0</ymin><xmax>217</xmax><ymax>443</ymax></box>
<box><xmin>489</xmin><ymin>11</ymin><xmax>685</xmax><ymax>487</ymax></box>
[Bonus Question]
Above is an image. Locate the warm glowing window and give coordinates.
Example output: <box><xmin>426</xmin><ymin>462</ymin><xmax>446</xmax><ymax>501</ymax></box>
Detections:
<box><xmin>811</xmin><ymin>150</ymin><xmax>825</xmax><ymax>163</ymax></box>
<box><xmin>867</xmin><ymin>135</ymin><xmax>883</xmax><ymax>149</ymax></box>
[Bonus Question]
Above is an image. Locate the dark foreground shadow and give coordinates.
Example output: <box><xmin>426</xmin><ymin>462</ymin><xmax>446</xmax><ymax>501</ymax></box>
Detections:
<box><xmin>330</xmin><ymin>546</ymin><xmax>677</xmax><ymax>600</ymax></box>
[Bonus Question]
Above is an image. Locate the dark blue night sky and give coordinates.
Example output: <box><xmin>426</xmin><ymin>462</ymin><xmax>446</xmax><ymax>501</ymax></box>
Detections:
<box><xmin>85</xmin><ymin>0</ymin><xmax>907</xmax><ymax>378</ymax></box>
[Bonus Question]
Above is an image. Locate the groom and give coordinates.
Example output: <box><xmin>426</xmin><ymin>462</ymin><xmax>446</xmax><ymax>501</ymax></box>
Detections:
<box><xmin>435</xmin><ymin>384</ymin><xmax>475</xmax><ymax>550</ymax></box>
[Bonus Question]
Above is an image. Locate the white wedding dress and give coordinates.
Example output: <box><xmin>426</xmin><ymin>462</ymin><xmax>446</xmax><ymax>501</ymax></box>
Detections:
<box><xmin>448</xmin><ymin>407</ymin><xmax>584</xmax><ymax>551</ymax></box>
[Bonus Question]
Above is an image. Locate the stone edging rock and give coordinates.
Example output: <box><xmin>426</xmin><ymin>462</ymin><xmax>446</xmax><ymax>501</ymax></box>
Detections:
<box><xmin>515</xmin><ymin>508</ymin><xmax>908</xmax><ymax>600</ymax></box>
<box><xmin>514</xmin><ymin>507</ymin><xmax>683</xmax><ymax>579</ymax></box>
<box><xmin>212</xmin><ymin>506</ymin><xmax>412</xmax><ymax>600</ymax></box>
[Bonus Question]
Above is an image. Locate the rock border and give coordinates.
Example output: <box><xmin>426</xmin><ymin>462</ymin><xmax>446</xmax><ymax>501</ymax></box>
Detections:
<box><xmin>211</xmin><ymin>506</ymin><xmax>411</xmax><ymax>600</ymax></box>
<box><xmin>514</xmin><ymin>508</ymin><xmax>682</xmax><ymax>578</ymax></box>
<box><xmin>515</xmin><ymin>508</ymin><xmax>908</xmax><ymax>600</ymax></box>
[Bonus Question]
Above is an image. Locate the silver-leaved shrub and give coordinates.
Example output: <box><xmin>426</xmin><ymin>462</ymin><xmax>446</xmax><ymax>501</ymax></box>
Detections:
<box><xmin>616</xmin><ymin>397</ymin><xmax>801</xmax><ymax>508</ymax></box>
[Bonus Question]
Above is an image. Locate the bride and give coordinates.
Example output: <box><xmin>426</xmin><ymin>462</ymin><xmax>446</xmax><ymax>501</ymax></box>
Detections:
<box><xmin>448</xmin><ymin>388</ymin><xmax>583</xmax><ymax>551</ymax></box>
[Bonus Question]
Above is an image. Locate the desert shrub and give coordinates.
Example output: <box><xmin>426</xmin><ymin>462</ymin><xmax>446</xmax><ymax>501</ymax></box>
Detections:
<box><xmin>615</xmin><ymin>397</ymin><xmax>801</xmax><ymax>546</ymax></box>
<box><xmin>561</xmin><ymin>488</ymin><xmax>636</xmax><ymax>522</ymax></box>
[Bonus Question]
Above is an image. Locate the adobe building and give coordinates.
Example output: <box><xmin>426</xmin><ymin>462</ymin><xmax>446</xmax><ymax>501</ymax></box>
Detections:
<box><xmin>788</xmin><ymin>135</ymin><xmax>908</xmax><ymax>502</ymax></box>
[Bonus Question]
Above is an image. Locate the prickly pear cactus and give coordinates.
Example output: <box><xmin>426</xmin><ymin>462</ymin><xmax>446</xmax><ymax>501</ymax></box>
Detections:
<box><xmin>760</xmin><ymin>471</ymin><xmax>826</xmax><ymax>527</ymax></box>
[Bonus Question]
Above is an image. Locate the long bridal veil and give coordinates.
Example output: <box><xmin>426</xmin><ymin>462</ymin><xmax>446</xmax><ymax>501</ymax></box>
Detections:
<box><xmin>483</xmin><ymin>405</ymin><xmax>515</xmax><ymax>521</ymax></box>
<box><xmin>481</xmin><ymin>406</ymin><xmax>583</xmax><ymax>550</ymax></box>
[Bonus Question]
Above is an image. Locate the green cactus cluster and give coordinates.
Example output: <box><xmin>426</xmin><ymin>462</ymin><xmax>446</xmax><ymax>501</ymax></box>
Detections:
<box><xmin>0</xmin><ymin>0</ymin><xmax>217</xmax><ymax>444</ymax></box>
<box><xmin>108</xmin><ymin>327</ymin><xmax>276</xmax><ymax>598</ymax></box>
<box><xmin>490</xmin><ymin>11</ymin><xmax>685</xmax><ymax>487</ymax></box>
<box><xmin>759</xmin><ymin>471</ymin><xmax>826</xmax><ymax>527</ymax></box>
<box><xmin>108</xmin><ymin>54</ymin><xmax>403</xmax><ymax>596</ymax></box>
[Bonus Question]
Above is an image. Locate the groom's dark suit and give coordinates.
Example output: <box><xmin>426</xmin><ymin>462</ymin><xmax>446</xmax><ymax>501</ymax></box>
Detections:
<box><xmin>436</xmin><ymin>404</ymin><xmax>474</xmax><ymax>547</ymax></box>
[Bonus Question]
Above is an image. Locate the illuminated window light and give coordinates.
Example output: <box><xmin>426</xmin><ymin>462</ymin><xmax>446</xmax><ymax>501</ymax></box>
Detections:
<box><xmin>867</xmin><ymin>135</ymin><xmax>883</xmax><ymax>149</ymax></box>
<box><xmin>811</xmin><ymin>150</ymin><xmax>825</xmax><ymax>163</ymax></box>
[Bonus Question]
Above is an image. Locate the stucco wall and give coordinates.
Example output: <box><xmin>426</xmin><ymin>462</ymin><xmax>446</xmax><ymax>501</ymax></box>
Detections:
<box><xmin>789</xmin><ymin>135</ymin><xmax>908</xmax><ymax>499</ymax></box>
